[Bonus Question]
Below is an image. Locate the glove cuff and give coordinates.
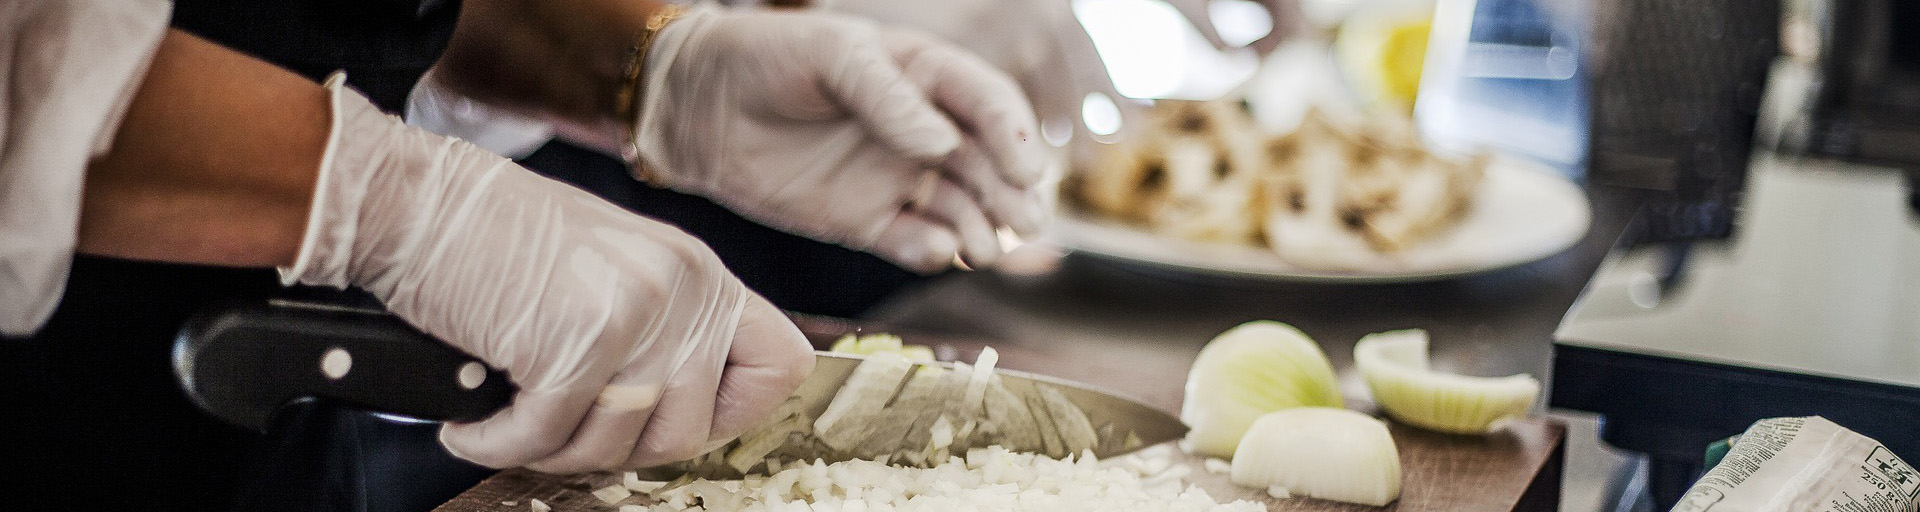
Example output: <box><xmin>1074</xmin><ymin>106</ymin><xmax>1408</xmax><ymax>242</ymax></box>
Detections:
<box><xmin>280</xmin><ymin>72</ymin><xmax>387</xmax><ymax>288</ymax></box>
<box><xmin>631</xmin><ymin>2</ymin><xmax>722</xmax><ymax>190</ymax></box>
<box><xmin>283</xmin><ymin>71</ymin><xmax>467</xmax><ymax>296</ymax></box>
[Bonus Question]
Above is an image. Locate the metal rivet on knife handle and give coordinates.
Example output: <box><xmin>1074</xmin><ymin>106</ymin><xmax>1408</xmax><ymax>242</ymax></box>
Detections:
<box><xmin>458</xmin><ymin>361</ymin><xmax>487</xmax><ymax>390</ymax></box>
<box><xmin>321</xmin><ymin>347</ymin><xmax>352</xmax><ymax>381</ymax></box>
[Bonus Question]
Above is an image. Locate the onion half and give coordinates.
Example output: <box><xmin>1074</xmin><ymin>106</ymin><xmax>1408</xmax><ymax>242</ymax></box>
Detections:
<box><xmin>1181</xmin><ymin>321</ymin><xmax>1344</xmax><ymax>459</ymax></box>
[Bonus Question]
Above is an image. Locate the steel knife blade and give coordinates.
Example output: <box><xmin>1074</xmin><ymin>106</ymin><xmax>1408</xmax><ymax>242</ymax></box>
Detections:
<box><xmin>785</xmin><ymin>352</ymin><xmax>1187</xmax><ymax>459</ymax></box>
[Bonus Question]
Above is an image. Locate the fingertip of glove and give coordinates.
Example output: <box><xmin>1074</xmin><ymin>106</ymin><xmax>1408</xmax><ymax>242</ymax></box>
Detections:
<box><xmin>438</xmin><ymin>423</ymin><xmax>522</xmax><ymax>470</ymax></box>
<box><xmin>894</xmin><ymin>230</ymin><xmax>959</xmax><ymax>275</ymax></box>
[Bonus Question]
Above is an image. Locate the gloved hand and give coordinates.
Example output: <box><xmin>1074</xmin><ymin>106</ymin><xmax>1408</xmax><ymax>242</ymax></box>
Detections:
<box><xmin>284</xmin><ymin>73</ymin><xmax>815</xmax><ymax>473</ymax></box>
<box><xmin>816</xmin><ymin>0</ymin><xmax>1303</xmax><ymax>172</ymax></box>
<box><xmin>815</xmin><ymin>0</ymin><xmax>1135</xmax><ymax>176</ymax></box>
<box><xmin>620</xmin><ymin>4</ymin><xmax>1051</xmax><ymax>272</ymax></box>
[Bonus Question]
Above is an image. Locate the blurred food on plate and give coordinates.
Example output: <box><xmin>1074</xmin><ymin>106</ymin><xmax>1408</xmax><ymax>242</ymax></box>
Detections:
<box><xmin>1063</xmin><ymin>99</ymin><xmax>1489</xmax><ymax>271</ymax></box>
<box><xmin>1071</xmin><ymin>100</ymin><xmax>1270</xmax><ymax>245</ymax></box>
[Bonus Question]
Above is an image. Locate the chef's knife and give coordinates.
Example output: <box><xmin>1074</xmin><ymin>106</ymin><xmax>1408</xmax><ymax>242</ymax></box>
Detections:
<box><xmin>173</xmin><ymin>299</ymin><xmax>516</xmax><ymax>432</ymax></box>
<box><xmin>789</xmin><ymin>352</ymin><xmax>1188</xmax><ymax>458</ymax></box>
<box><xmin>174</xmin><ymin>301</ymin><xmax>1186</xmax><ymax>457</ymax></box>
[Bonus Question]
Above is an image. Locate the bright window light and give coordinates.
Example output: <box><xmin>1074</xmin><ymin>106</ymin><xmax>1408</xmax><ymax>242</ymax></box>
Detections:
<box><xmin>1073</xmin><ymin>0</ymin><xmax>1189</xmax><ymax>99</ymax></box>
<box><xmin>1210</xmin><ymin>0</ymin><xmax>1274</xmax><ymax>48</ymax></box>
<box><xmin>1082</xmin><ymin>92</ymin><xmax>1125</xmax><ymax>136</ymax></box>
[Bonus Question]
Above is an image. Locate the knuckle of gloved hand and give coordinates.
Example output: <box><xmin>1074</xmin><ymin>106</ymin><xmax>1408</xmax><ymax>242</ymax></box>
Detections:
<box><xmin>660</xmin><ymin>237</ymin><xmax>726</xmax><ymax>280</ymax></box>
<box><xmin>782</xmin><ymin>343</ymin><xmax>816</xmax><ymax>383</ymax></box>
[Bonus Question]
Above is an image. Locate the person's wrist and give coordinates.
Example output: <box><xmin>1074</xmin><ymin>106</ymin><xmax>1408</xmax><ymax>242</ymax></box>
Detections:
<box><xmin>628</xmin><ymin>3</ymin><xmax>719</xmax><ymax>189</ymax></box>
<box><xmin>614</xmin><ymin>4</ymin><xmax>690</xmax><ymax>179</ymax></box>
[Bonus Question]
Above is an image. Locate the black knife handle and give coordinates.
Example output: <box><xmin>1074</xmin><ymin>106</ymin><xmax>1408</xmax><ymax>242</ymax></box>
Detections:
<box><xmin>173</xmin><ymin>300</ymin><xmax>516</xmax><ymax>432</ymax></box>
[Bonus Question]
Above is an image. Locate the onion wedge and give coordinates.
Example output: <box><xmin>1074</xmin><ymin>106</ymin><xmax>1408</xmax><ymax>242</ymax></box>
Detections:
<box><xmin>1353</xmin><ymin>329</ymin><xmax>1539</xmax><ymax>434</ymax></box>
<box><xmin>1230</xmin><ymin>407</ymin><xmax>1401</xmax><ymax>507</ymax></box>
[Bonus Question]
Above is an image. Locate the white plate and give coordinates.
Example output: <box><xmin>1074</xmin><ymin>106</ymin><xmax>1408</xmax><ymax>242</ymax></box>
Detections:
<box><xmin>1043</xmin><ymin>155</ymin><xmax>1592</xmax><ymax>283</ymax></box>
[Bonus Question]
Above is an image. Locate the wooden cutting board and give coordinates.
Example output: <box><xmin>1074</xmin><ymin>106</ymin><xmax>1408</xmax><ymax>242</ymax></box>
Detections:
<box><xmin>433</xmin><ymin>321</ymin><xmax>1565</xmax><ymax>512</ymax></box>
<box><xmin>434</xmin><ymin>418</ymin><xmax>1562</xmax><ymax>512</ymax></box>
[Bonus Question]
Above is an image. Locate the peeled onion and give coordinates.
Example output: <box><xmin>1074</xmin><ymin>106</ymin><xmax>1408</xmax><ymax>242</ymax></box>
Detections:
<box><xmin>1353</xmin><ymin>329</ymin><xmax>1539</xmax><ymax>434</ymax></box>
<box><xmin>1230</xmin><ymin>407</ymin><xmax>1401</xmax><ymax>506</ymax></box>
<box><xmin>1181</xmin><ymin>321</ymin><xmax>1344</xmax><ymax>459</ymax></box>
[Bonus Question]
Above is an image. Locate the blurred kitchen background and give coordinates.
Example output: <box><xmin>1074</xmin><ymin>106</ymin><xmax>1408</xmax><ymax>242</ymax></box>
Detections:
<box><xmin>893</xmin><ymin>0</ymin><xmax>1920</xmax><ymax>510</ymax></box>
<box><xmin>117</xmin><ymin>0</ymin><xmax>1920</xmax><ymax>509</ymax></box>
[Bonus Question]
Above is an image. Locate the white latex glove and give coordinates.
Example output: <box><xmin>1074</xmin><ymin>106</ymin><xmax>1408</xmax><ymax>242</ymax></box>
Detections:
<box><xmin>284</xmin><ymin>73</ymin><xmax>815</xmax><ymax>473</ymax></box>
<box><xmin>617</xmin><ymin>4</ymin><xmax>1052</xmax><ymax>272</ymax></box>
<box><xmin>817</xmin><ymin>0</ymin><xmax>1135</xmax><ymax>174</ymax></box>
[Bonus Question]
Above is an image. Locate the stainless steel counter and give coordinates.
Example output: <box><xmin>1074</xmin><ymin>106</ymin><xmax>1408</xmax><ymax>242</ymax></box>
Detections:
<box><xmin>1560</xmin><ymin>154</ymin><xmax>1920</xmax><ymax>388</ymax></box>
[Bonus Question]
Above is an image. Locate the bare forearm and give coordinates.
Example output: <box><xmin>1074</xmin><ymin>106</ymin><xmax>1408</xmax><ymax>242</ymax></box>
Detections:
<box><xmin>77</xmin><ymin>30</ymin><xmax>329</xmax><ymax>267</ymax></box>
<box><xmin>434</xmin><ymin>0</ymin><xmax>670</xmax><ymax>126</ymax></box>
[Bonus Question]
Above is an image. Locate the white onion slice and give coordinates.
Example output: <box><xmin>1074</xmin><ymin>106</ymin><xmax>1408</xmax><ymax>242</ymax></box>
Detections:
<box><xmin>812</xmin><ymin>354</ymin><xmax>913</xmax><ymax>448</ymax></box>
<box><xmin>1230</xmin><ymin>407</ymin><xmax>1401</xmax><ymax>506</ymax></box>
<box><xmin>829</xmin><ymin>333</ymin><xmax>935</xmax><ymax>362</ymax></box>
<box><xmin>1353</xmin><ymin>329</ymin><xmax>1539</xmax><ymax>434</ymax></box>
<box><xmin>591</xmin><ymin>484</ymin><xmax>632</xmax><ymax>505</ymax></box>
<box><xmin>1181</xmin><ymin>321</ymin><xmax>1344</xmax><ymax>458</ymax></box>
<box><xmin>623</xmin><ymin>471</ymin><xmax>665</xmax><ymax>494</ymax></box>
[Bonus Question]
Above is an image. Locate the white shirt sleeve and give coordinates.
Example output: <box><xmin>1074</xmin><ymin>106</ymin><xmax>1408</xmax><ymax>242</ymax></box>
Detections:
<box><xmin>0</xmin><ymin>0</ymin><xmax>172</xmax><ymax>337</ymax></box>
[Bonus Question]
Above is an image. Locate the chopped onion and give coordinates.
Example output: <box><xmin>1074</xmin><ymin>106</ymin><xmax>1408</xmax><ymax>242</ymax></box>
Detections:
<box><xmin>591</xmin><ymin>484</ymin><xmax>632</xmax><ymax>505</ymax></box>
<box><xmin>962</xmin><ymin>346</ymin><xmax>999</xmax><ymax>408</ymax></box>
<box><xmin>812</xmin><ymin>354</ymin><xmax>913</xmax><ymax>449</ymax></box>
<box><xmin>830</xmin><ymin>333</ymin><xmax>936</xmax><ymax>362</ymax></box>
<box><xmin>651</xmin><ymin>337</ymin><xmax>1103</xmax><ymax>476</ymax></box>
<box><xmin>631</xmin><ymin>445</ymin><xmax>1266</xmax><ymax>512</ymax></box>
<box><xmin>1230</xmin><ymin>407</ymin><xmax>1400</xmax><ymax>507</ymax></box>
<box><xmin>622</xmin><ymin>471</ymin><xmax>664</xmax><ymax>494</ymax></box>
<box><xmin>929</xmin><ymin>415</ymin><xmax>955</xmax><ymax>449</ymax></box>
<box><xmin>1181</xmin><ymin>321</ymin><xmax>1344</xmax><ymax>458</ymax></box>
<box><xmin>612</xmin><ymin>335</ymin><xmax>1275</xmax><ymax>510</ymax></box>
<box><xmin>1353</xmin><ymin>329</ymin><xmax>1539</xmax><ymax>434</ymax></box>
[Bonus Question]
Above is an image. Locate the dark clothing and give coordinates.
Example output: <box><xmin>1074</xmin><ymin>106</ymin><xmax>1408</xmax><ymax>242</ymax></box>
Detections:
<box><xmin>170</xmin><ymin>0</ymin><xmax>460</xmax><ymax>109</ymax></box>
<box><xmin>2</xmin><ymin>258</ymin><xmax>278</xmax><ymax>509</ymax></box>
